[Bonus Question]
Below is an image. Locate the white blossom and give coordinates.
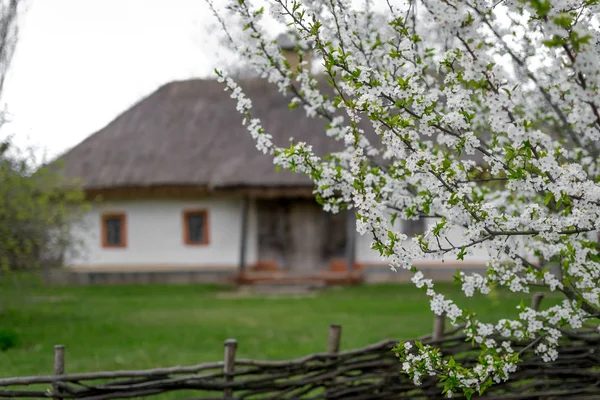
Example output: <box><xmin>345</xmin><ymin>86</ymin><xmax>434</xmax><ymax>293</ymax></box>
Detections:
<box><xmin>212</xmin><ymin>0</ymin><xmax>600</xmax><ymax>396</ymax></box>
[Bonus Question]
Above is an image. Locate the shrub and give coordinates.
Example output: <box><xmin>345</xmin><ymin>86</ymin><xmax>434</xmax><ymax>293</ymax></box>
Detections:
<box><xmin>0</xmin><ymin>328</ymin><xmax>18</xmax><ymax>351</ymax></box>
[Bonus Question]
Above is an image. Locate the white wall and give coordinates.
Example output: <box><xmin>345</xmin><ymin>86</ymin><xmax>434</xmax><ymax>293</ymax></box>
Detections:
<box><xmin>355</xmin><ymin>220</ymin><xmax>490</xmax><ymax>267</ymax></box>
<box><xmin>68</xmin><ymin>196</ymin><xmax>258</xmax><ymax>269</ymax></box>
<box><xmin>68</xmin><ymin>196</ymin><xmax>491</xmax><ymax>271</ymax></box>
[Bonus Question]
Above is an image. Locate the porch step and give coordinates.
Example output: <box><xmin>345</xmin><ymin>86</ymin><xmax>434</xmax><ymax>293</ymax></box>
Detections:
<box><xmin>231</xmin><ymin>270</ymin><xmax>364</xmax><ymax>286</ymax></box>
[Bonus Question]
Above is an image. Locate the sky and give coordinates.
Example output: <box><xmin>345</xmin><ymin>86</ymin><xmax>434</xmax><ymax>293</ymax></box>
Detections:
<box><xmin>1</xmin><ymin>0</ymin><xmax>509</xmax><ymax>162</ymax></box>
<box><xmin>1</xmin><ymin>0</ymin><xmax>234</xmax><ymax>160</ymax></box>
<box><xmin>0</xmin><ymin>0</ymin><xmax>401</xmax><ymax>161</ymax></box>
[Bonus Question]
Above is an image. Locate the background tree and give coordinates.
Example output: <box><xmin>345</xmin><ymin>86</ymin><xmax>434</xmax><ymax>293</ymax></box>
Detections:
<box><xmin>0</xmin><ymin>0</ymin><xmax>19</xmax><ymax>99</ymax></box>
<box><xmin>0</xmin><ymin>138</ymin><xmax>87</xmax><ymax>274</ymax></box>
<box><xmin>211</xmin><ymin>0</ymin><xmax>600</xmax><ymax>397</ymax></box>
<box><xmin>0</xmin><ymin>0</ymin><xmax>86</xmax><ymax>281</ymax></box>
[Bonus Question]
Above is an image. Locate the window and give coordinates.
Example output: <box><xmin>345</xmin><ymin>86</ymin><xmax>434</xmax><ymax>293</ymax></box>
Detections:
<box><xmin>183</xmin><ymin>210</ymin><xmax>209</xmax><ymax>245</ymax></box>
<box><xmin>404</xmin><ymin>218</ymin><xmax>426</xmax><ymax>238</ymax></box>
<box><xmin>101</xmin><ymin>213</ymin><xmax>127</xmax><ymax>248</ymax></box>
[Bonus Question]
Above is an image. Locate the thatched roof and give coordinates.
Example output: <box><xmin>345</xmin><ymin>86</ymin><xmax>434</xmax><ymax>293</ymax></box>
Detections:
<box><xmin>58</xmin><ymin>78</ymin><xmax>347</xmax><ymax>193</ymax></box>
<box><xmin>59</xmin><ymin>76</ymin><xmax>486</xmax><ymax>197</ymax></box>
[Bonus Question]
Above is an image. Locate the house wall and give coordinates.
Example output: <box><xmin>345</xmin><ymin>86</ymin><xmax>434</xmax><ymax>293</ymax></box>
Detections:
<box><xmin>65</xmin><ymin>195</ymin><xmax>493</xmax><ymax>283</ymax></box>
<box><xmin>67</xmin><ymin>196</ymin><xmax>258</xmax><ymax>270</ymax></box>
<box><xmin>355</xmin><ymin>220</ymin><xmax>490</xmax><ymax>268</ymax></box>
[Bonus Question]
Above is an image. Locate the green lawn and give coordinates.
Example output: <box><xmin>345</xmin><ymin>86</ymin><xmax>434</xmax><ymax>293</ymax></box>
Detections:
<box><xmin>0</xmin><ymin>278</ymin><xmax>561</xmax><ymax>379</ymax></box>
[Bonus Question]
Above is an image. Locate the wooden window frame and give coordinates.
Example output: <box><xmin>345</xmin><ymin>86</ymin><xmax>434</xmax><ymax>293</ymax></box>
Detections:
<box><xmin>101</xmin><ymin>213</ymin><xmax>127</xmax><ymax>248</ymax></box>
<box><xmin>183</xmin><ymin>209</ymin><xmax>210</xmax><ymax>246</ymax></box>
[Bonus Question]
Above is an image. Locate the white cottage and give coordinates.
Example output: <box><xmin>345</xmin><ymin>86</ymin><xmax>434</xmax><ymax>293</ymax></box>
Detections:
<box><xmin>56</xmin><ymin>63</ymin><xmax>489</xmax><ymax>285</ymax></box>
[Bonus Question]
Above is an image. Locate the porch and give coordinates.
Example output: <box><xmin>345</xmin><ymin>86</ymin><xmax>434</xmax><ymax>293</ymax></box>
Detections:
<box><xmin>231</xmin><ymin>265</ymin><xmax>365</xmax><ymax>288</ymax></box>
<box><xmin>236</xmin><ymin>197</ymin><xmax>359</xmax><ymax>283</ymax></box>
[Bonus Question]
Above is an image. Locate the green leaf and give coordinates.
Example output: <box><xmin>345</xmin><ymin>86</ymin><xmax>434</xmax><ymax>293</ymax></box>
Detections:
<box><xmin>457</xmin><ymin>247</ymin><xmax>467</xmax><ymax>261</ymax></box>
<box><xmin>552</xmin><ymin>13</ymin><xmax>573</xmax><ymax>28</ymax></box>
<box><xmin>464</xmin><ymin>387</ymin><xmax>475</xmax><ymax>400</ymax></box>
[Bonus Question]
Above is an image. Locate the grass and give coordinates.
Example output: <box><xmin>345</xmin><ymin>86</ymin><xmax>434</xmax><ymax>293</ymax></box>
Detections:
<box><xmin>0</xmin><ymin>277</ymin><xmax>562</xmax><ymax>379</ymax></box>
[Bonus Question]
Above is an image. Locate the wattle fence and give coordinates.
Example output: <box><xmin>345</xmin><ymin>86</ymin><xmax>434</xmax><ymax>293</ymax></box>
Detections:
<box><xmin>1</xmin><ymin>295</ymin><xmax>599</xmax><ymax>399</ymax></box>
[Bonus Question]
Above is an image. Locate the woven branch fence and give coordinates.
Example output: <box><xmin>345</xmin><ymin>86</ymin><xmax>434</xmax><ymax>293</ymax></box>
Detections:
<box><xmin>1</xmin><ymin>294</ymin><xmax>599</xmax><ymax>400</ymax></box>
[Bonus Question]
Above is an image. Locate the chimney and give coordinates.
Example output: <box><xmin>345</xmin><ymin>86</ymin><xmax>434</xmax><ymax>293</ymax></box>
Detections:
<box><xmin>276</xmin><ymin>33</ymin><xmax>312</xmax><ymax>72</ymax></box>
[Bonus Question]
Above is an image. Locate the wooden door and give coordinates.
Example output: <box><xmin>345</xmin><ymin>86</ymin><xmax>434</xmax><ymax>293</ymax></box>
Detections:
<box><xmin>256</xmin><ymin>198</ymin><xmax>346</xmax><ymax>272</ymax></box>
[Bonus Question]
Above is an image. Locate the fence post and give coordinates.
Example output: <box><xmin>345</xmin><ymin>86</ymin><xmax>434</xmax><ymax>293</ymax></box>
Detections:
<box><xmin>531</xmin><ymin>292</ymin><xmax>544</xmax><ymax>311</ymax></box>
<box><xmin>223</xmin><ymin>339</ymin><xmax>237</xmax><ymax>400</ymax></box>
<box><xmin>53</xmin><ymin>345</ymin><xmax>65</xmax><ymax>400</ymax></box>
<box><xmin>328</xmin><ymin>324</ymin><xmax>342</xmax><ymax>354</ymax></box>
<box><xmin>325</xmin><ymin>324</ymin><xmax>342</xmax><ymax>398</ymax></box>
<box><xmin>433</xmin><ymin>313</ymin><xmax>446</xmax><ymax>342</ymax></box>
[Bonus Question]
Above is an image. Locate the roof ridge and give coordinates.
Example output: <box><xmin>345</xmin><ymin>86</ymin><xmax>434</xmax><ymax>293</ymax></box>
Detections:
<box><xmin>53</xmin><ymin>77</ymin><xmax>351</xmax><ymax>190</ymax></box>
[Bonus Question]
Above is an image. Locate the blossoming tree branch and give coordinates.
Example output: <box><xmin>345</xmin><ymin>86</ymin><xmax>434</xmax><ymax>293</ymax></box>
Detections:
<box><xmin>209</xmin><ymin>0</ymin><xmax>600</xmax><ymax>397</ymax></box>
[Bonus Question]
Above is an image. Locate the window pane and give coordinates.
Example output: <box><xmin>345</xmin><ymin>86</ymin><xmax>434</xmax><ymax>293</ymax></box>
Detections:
<box><xmin>105</xmin><ymin>217</ymin><xmax>122</xmax><ymax>245</ymax></box>
<box><xmin>404</xmin><ymin>219</ymin><xmax>425</xmax><ymax>238</ymax></box>
<box><xmin>187</xmin><ymin>213</ymin><xmax>206</xmax><ymax>243</ymax></box>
